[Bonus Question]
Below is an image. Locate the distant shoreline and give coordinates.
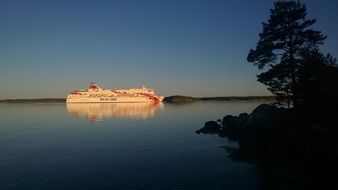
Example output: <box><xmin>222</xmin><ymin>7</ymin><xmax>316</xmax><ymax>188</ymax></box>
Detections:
<box><xmin>162</xmin><ymin>95</ymin><xmax>275</xmax><ymax>103</ymax></box>
<box><xmin>0</xmin><ymin>98</ymin><xmax>66</xmax><ymax>103</ymax></box>
<box><xmin>0</xmin><ymin>96</ymin><xmax>275</xmax><ymax>103</ymax></box>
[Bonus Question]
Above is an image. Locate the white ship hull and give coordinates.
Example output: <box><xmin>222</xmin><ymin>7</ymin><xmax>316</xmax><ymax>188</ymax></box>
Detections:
<box><xmin>66</xmin><ymin>83</ymin><xmax>164</xmax><ymax>103</ymax></box>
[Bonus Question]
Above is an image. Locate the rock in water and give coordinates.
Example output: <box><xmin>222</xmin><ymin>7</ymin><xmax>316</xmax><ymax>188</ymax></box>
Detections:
<box><xmin>238</xmin><ymin>113</ymin><xmax>249</xmax><ymax>124</ymax></box>
<box><xmin>195</xmin><ymin>121</ymin><xmax>220</xmax><ymax>134</ymax></box>
<box><xmin>246</xmin><ymin>104</ymin><xmax>278</xmax><ymax>129</ymax></box>
<box><xmin>222</xmin><ymin>115</ymin><xmax>244</xmax><ymax>129</ymax></box>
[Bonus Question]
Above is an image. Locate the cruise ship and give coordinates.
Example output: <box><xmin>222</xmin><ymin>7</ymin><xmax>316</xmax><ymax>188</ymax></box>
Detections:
<box><xmin>66</xmin><ymin>83</ymin><xmax>164</xmax><ymax>103</ymax></box>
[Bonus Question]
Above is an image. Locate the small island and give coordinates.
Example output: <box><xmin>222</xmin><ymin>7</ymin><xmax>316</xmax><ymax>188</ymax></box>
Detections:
<box><xmin>163</xmin><ymin>95</ymin><xmax>275</xmax><ymax>103</ymax></box>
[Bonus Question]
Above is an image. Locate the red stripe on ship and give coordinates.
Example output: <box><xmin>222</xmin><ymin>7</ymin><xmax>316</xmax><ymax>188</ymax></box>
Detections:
<box><xmin>137</xmin><ymin>93</ymin><xmax>160</xmax><ymax>102</ymax></box>
<box><xmin>69</xmin><ymin>91</ymin><xmax>82</xmax><ymax>95</ymax></box>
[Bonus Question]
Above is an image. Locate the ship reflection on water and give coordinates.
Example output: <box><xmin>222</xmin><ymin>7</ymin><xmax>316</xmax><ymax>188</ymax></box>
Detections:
<box><xmin>66</xmin><ymin>102</ymin><xmax>163</xmax><ymax>122</ymax></box>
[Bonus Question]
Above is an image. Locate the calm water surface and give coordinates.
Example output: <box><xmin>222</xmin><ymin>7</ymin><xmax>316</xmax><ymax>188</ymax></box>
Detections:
<box><xmin>0</xmin><ymin>101</ymin><xmax>302</xmax><ymax>190</ymax></box>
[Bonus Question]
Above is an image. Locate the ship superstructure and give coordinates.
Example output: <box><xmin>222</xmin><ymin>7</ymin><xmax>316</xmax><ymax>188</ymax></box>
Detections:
<box><xmin>66</xmin><ymin>83</ymin><xmax>164</xmax><ymax>103</ymax></box>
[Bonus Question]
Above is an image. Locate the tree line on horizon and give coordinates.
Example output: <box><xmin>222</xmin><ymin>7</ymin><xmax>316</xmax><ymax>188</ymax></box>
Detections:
<box><xmin>247</xmin><ymin>0</ymin><xmax>338</xmax><ymax>122</ymax></box>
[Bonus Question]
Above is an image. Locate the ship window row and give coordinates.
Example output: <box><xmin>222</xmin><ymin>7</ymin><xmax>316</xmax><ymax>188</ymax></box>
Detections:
<box><xmin>118</xmin><ymin>95</ymin><xmax>143</xmax><ymax>97</ymax></box>
<box><xmin>89</xmin><ymin>94</ymin><xmax>116</xmax><ymax>97</ymax></box>
<box><xmin>88</xmin><ymin>94</ymin><xmax>147</xmax><ymax>98</ymax></box>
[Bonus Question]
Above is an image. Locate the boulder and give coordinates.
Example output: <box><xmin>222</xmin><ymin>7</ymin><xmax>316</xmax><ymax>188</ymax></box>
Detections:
<box><xmin>246</xmin><ymin>104</ymin><xmax>278</xmax><ymax>129</ymax></box>
<box><xmin>220</xmin><ymin>115</ymin><xmax>246</xmax><ymax>141</ymax></box>
<box><xmin>238</xmin><ymin>113</ymin><xmax>249</xmax><ymax>125</ymax></box>
<box><xmin>222</xmin><ymin>115</ymin><xmax>244</xmax><ymax>129</ymax></box>
<box><xmin>196</xmin><ymin>121</ymin><xmax>220</xmax><ymax>134</ymax></box>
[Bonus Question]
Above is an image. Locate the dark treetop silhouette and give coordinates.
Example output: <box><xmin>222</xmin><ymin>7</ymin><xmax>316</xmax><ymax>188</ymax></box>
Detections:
<box><xmin>247</xmin><ymin>0</ymin><xmax>327</xmax><ymax>108</ymax></box>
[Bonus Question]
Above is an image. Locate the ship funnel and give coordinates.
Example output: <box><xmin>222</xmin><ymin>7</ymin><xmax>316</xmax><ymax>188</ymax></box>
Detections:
<box><xmin>88</xmin><ymin>83</ymin><xmax>102</xmax><ymax>91</ymax></box>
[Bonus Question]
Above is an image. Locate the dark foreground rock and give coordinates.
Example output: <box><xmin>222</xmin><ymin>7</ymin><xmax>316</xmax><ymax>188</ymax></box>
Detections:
<box><xmin>196</xmin><ymin>103</ymin><xmax>338</xmax><ymax>166</ymax></box>
<box><xmin>196</xmin><ymin>121</ymin><xmax>220</xmax><ymax>134</ymax></box>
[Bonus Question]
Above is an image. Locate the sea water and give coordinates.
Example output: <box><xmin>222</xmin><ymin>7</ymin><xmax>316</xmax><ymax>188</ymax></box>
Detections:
<box><xmin>0</xmin><ymin>101</ymin><xmax>311</xmax><ymax>190</ymax></box>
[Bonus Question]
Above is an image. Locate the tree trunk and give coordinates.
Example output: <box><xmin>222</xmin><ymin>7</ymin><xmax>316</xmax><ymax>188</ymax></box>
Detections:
<box><xmin>289</xmin><ymin>34</ymin><xmax>297</xmax><ymax>109</ymax></box>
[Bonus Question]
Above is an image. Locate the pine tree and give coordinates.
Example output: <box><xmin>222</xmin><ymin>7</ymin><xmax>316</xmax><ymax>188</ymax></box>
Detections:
<box><xmin>247</xmin><ymin>0</ymin><xmax>326</xmax><ymax>107</ymax></box>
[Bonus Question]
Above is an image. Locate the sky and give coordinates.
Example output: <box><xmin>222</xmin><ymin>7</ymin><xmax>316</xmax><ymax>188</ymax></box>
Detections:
<box><xmin>0</xmin><ymin>0</ymin><xmax>337</xmax><ymax>98</ymax></box>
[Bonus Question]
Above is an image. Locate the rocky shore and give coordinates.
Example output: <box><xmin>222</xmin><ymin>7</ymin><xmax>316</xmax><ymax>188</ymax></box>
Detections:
<box><xmin>196</xmin><ymin>104</ymin><xmax>338</xmax><ymax>166</ymax></box>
